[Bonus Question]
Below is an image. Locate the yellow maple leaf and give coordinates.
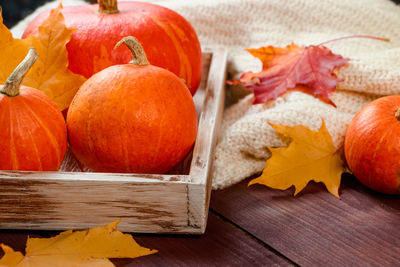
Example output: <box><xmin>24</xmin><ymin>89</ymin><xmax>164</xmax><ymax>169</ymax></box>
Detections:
<box><xmin>0</xmin><ymin>3</ymin><xmax>86</xmax><ymax>111</ymax></box>
<box><xmin>0</xmin><ymin>220</ymin><xmax>157</xmax><ymax>267</ymax></box>
<box><xmin>249</xmin><ymin>120</ymin><xmax>345</xmax><ymax>197</ymax></box>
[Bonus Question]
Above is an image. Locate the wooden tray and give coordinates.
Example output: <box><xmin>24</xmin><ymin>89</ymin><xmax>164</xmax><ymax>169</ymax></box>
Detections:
<box><xmin>0</xmin><ymin>48</ymin><xmax>227</xmax><ymax>234</ymax></box>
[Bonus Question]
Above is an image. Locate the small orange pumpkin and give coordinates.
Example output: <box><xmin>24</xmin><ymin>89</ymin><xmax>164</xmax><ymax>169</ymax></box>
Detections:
<box><xmin>0</xmin><ymin>48</ymin><xmax>67</xmax><ymax>171</ymax></box>
<box><xmin>345</xmin><ymin>96</ymin><xmax>400</xmax><ymax>194</ymax></box>
<box><xmin>67</xmin><ymin>37</ymin><xmax>198</xmax><ymax>173</ymax></box>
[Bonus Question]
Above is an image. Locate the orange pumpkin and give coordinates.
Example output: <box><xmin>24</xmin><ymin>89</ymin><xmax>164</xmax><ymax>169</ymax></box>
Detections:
<box><xmin>0</xmin><ymin>48</ymin><xmax>67</xmax><ymax>171</ymax></box>
<box><xmin>344</xmin><ymin>95</ymin><xmax>400</xmax><ymax>194</ymax></box>
<box><xmin>23</xmin><ymin>0</ymin><xmax>202</xmax><ymax>95</ymax></box>
<box><xmin>67</xmin><ymin>37</ymin><xmax>198</xmax><ymax>173</ymax></box>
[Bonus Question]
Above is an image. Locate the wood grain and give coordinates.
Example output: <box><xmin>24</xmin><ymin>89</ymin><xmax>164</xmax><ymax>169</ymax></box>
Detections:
<box><xmin>0</xmin><ymin>50</ymin><xmax>227</xmax><ymax>233</ymax></box>
<box><xmin>188</xmin><ymin>47</ymin><xmax>227</xmax><ymax>233</ymax></box>
<box><xmin>113</xmin><ymin>213</ymin><xmax>293</xmax><ymax>266</ymax></box>
<box><xmin>210</xmin><ymin>173</ymin><xmax>400</xmax><ymax>266</ymax></box>
<box><xmin>0</xmin><ymin>177</ymin><xmax>198</xmax><ymax>233</ymax></box>
<box><xmin>0</xmin><ymin>214</ymin><xmax>292</xmax><ymax>266</ymax></box>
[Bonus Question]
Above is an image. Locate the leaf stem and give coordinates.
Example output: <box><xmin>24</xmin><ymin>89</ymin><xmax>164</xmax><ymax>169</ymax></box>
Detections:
<box><xmin>317</xmin><ymin>35</ymin><xmax>390</xmax><ymax>46</ymax></box>
<box><xmin>1</xmin><ymin>47</ymin><xmax>38</xmax><ymax>97</ymax></box>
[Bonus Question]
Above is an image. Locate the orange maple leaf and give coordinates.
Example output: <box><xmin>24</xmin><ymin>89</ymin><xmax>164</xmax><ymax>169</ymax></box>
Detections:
<box><xmin>0</xmin><ymin>3</ymin><xmax>86</xmax><ymax>111</ymax></box>
<box><xmin>0</xmin><ymin>220</ymin><xmax>157</xmax><ymax>266</ymax></box>
<box><xmin>230</xmin><ymin>43</ymin><xmax>348</xmax><ymax>106</ymax></box>
<box><xmin>249</xmin><ymin>120</ymin><xmax>345</xmax><ymax>197</ymax></box>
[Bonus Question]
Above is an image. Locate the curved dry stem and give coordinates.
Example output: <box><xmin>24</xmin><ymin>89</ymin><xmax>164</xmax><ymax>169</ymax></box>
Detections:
<box><xmin>114</xmin><ymin>36</ymin><xmax>150</xmax><ymax>66</ymax></box>
<box><xmin>1</xmin><ymin>47</ymin><xmax>39</xmax><ymax>97</ymax></box>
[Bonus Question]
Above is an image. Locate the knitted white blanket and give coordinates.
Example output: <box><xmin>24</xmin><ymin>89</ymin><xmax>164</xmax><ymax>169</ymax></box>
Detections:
<box><xmin>11</xmin><ymin>0</ymin><xmax>400</xmax><ymax>189</ymax></box>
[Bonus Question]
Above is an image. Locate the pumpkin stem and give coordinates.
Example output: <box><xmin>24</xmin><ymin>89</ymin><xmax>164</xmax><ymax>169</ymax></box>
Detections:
<box><xmin>98</xmin><ymin>0</ymin><xmax>119</xmax><ymax>14</ymax></box>
<box><xmin>114</xmin><ymin>36</ymin><xmax>150</xmax><ymax>66</ymax></box>
<box><xmin>1</xmin><ymin>47</ymin><xmax>38</xmax><ymax>97</ymax></box>
<box><xmin>395</xmin><ymin>108</ymin><xmax>400</xmax><ymax>121</ymax></box>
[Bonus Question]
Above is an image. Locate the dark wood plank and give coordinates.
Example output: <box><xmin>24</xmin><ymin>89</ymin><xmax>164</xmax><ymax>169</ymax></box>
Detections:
<box><xmin>210</xmin><ymin>173</ymin><xmax>400</xmax><ymax>266</ymax></box>
<box><xmin>0</xmin><ymin>213</ymin><xmax>291</xmax><ymax>266</ymax></box>
<box><xmin>114</xmin><ymin>213</ymin><xmax>292</xmax><ymax>266</ymax></box>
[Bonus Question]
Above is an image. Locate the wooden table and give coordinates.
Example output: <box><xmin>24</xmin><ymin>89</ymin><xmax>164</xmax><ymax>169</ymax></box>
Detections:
<box><xmin>1</xmin><ymin>173</ymin><xmax>399</xmax><ymax>266</ymax></box>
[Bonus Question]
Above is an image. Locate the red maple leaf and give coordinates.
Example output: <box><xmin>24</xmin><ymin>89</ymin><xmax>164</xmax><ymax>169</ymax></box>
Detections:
<box><xmin>229</xmin><ymin>43</ymin><xmax>348</xmax><ymax>106</ymax></box>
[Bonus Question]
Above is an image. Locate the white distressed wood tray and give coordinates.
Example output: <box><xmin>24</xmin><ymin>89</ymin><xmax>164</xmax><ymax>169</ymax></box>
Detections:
<box><xmin>0</xmin><ymin>48</ymin><xmax>227</xmax><ymax>234</ymax></box>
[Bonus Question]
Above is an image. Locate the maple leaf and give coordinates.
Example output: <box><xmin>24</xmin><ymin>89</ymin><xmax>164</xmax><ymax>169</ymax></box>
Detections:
<box><xmin>0</xmin><ymin>3</ymin><xmax>86</xmax><ymax>110</ymax></box>
<box><xmin>249</xmin><ymin>120</ymin><xmax>345</xmax><ymax>197</ymax></box>
<box><xmin>229</xmin><ymin>43</ymin><xmax>348</xmax><ymax>106</ymax></box>
<box><xmin>0</xmin><ymin>220</ymin><xmax>157</xmax><ymax>266</ymax></box>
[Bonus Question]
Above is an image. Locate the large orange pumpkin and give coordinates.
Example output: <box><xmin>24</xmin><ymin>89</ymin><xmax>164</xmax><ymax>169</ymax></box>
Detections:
<box><xmin>344</xmin><ymin>95</ymin><xmax>400</xmax><ymax>195</ymax></box>
<box><xmin>67</xmin><ymin>37</ymin><xmax>198</xmax><ymax>173</ymax></box>
<box><xmin>23</xmin><ymin>0</ymin><xmax>202</xmax><ymax>95</ymax></box>
<box><xmin>0</xmin><ymin>48</ymin><xmax>67</xmax><ymax>171</ymax></box>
